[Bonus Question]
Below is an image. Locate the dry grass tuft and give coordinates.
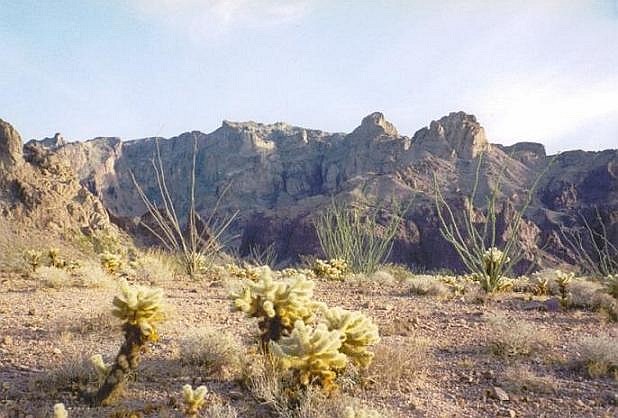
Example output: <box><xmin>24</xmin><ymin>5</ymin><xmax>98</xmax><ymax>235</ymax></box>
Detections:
<box><xmin>368</xmin><ymin>336</ymin><xmax>431</xmax><ymax>391</ymax></box>
<box><xmin>577</xmin><ymin>334</ymin><xmax>618</xmax><ymax>380</ymax></box>
<box><xmin>34</xmin><ymin>266</ymin><xmax>73</xmax><ymax>289</ymax></box>
<box><xmin>132</xmin><ymin>250</ymin><xmax>179</xmax><ymax>284</ymax></box>
<box><xmin>501</xmin><ymin>365</ymin><xmax>558</xmax><ymax>394</ymax></box>
<box><xmin>74</xmin><ymin>261</ymin><xmax>114</xmax><ymax>289</ymax></box>
<box><xmin>487</xmin><ymin>314</ymin><xmax>552</xmax><ymax>358</ymax></box>
<box><xmin>179</xmin><ymin>327</ymin><xmax>243</xmax><ymax>378</ymax></box>
<box><xmin>407</xmin><ymin>276</ymin><xmax>450</xmax><ymax>298</ymax></box>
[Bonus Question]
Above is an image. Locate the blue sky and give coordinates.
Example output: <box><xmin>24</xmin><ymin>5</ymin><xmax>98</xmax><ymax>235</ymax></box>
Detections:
<box><xmin>1</xmin><ymin>0</ymin><xmax>617</xmax><ymax>152</ymax></box>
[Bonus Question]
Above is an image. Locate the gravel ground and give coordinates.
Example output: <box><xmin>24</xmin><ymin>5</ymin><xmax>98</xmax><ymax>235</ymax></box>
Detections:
<box><xmin>0</xmin><ymin>271</ymin><xmax>616</xmax><ymax>417</ymax></box>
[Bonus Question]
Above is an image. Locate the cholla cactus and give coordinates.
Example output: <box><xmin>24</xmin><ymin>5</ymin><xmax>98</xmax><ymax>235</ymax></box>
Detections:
<box><xmin>23</xmin><ymin>249</ymin><xmax>42</xmax><ymax>272</ymax></box>
<box><xmin>91</xmin><ymin>280</ymin><xmax>164</xmax><ymax>405</ymax></box>
<box><xmin>312</xmin><ymin>259</ymin><xmax>348</xmax><ymax>281</ymax></box>
<box><xmin>53</xmin><ymin>403</ymin><xmax>68</xmax><ymax>418</ymax></box>
<box><xmin>182</xmin><ymin>384</ymin><xmax>208</xmax><ymax>417</ymax></box>
<box><xmin>474</xmin><ymin>247</ymin><xmax>511</xmax><ymax>292</ymax></box>
<box><xmin>322</xmin><ymin>307</ymin><xmax>380</xmax><ymax>368</ymax></box>
<box><xmin>270</xmin><ymin>320</ymin><xmax>347</xmax><ymax>392</ymax></box>
<box><xmin>278</xmin><ymin>268</ymin><xmax>316</xmax><ymax>279</ymax></box>
<box><xmin>90</xmin><ymin>354</ymin><xmax>111</xmax><ymax>384</ymax></box>
<box><xmin>343</xmin><ymin>406</ymin><xmax>381</xmax><ymax>418</ymax></box>
<box><xmin>100</xmin><ymin>251</ymin><xmax>122</xmax><ymax>274</ymax></box>
<box><xmin>225</xmin><ymin>263</ymin><xmax>260</xmax><ymax>280</ymax></box>
<box><xmin>231</xmin><ymin>266</ymin><xmax>321</xmax><ymax>345</ymax></box>
<box><xmin>555</xmin><ymin>270</ymin><xmax>574</xmax><ymax>306</ymax></box>
<box><xmin>48</xmin><ymin>248</ymin><xmax>66</xmax><ymax>268</ymax></box>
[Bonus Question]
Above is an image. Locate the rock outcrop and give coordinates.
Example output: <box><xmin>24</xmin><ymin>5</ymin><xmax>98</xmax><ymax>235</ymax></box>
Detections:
<box><xmin>5</xmin><ymin>112</ymin><xmax>617</xmax><ymax>272</ymax></box>
<box><xmin>0</xmin><ymin>120</ymin><xmax>116</xmax><ymax>236</ymax></box>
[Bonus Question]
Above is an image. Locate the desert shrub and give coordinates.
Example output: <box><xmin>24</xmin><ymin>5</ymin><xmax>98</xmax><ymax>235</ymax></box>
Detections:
<box><xmin>605</xmin><ymin>274</ymin><xmax>618</xmax><ymax>299</ymax></box>
<box><xmin>368</xmin><ymin>336</ymin><xmax>430</xmax><ymax>391</ymax></box>
<box><xmin>35</xmin><ymin>266</ymin><xmax>73</xmax><ymax>289</ymax></box>
<box><xmin>501</xmin><ymin>365</ymin><xmax>557</xmax><ymax>394</ymax></box>
<box><xmin>38</xmin><ymin>351</ymin><xmax>95</xmax><ymax>393</ymax></box>
<box><xmin>202</xmin><ymin>403</ymin><xmax>239</xmax><ymax>418</ymax></box>
<box><xmin>315</xmin><ymin>198</ymin><xmax>407</xmax><ymax>274</ymax></box>
<box><xmin>74</xmin><ymin>261</ymin><xmax>113</xmax><ymax>288</ymax></box>
<box><xmin>577</xmin><ymin>334</ymin><xmax>618</xmax><ymax>379</ymax></box>
<box><xmin>487</xmin><ymin>314</ymin><xmax>551</xmax><ymax>358</ymax></box>
<box><xmin>407</xmin><ymin>275</ymin><xmax>450</xmax><ymax>298</ymax></box>
<box><xmin>132</xmin><ymin>250</ymin><xmax>178</xmax><ymax>283</ymax></box>
<box><xmin>312</xmin><ymin>258</ymin><xmax>349</xmax><ymax>281</ymax></box>
<box><xmin>368</xmin><ymin>270</ymin><xmax>396</xmax><ymax>284</ymax></box>
<box><xmin>179</xmin><ymin>327</ymin><xmax>242</xmax><ymax>378</ymax></box>
<box><xmin>382</xmin><ymin>263</ymin><xmax>414</xmax><ymax>283</ymax></box>
<box><xmin>247</xmin><ymin>242</ymin><xmax>278</xmax><ymax>268</ymax></box>
<box><xmin>225</xmin><ymin>263</ymin><xmax>261</xmax><ymax>281</ymax></box>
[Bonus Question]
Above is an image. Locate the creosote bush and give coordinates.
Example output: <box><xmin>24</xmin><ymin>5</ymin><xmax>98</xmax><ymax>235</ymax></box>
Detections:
<box><xmin>487</xmin><ymin>314</ymin><xmax>551</xmax><ymax>358</ymax></box>
<box><xmin>179</xmin><ymin>327</ymin><xmax>242</xmax><ymax>378</ymax></box>
<box><xmin>36</xmin><ymin>266</ymin><xmax>72</xmax><ymax>289</ymax></box>
<box><xmin>577</xmin><ymin>334</ymin><xmax>618</xmax><ymax>380</ymax></box>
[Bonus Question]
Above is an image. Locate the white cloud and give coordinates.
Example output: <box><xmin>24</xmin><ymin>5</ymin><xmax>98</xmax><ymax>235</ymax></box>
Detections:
<box><xmin>131</xmin><ymin>0</ymin><xmax>318</xmax><ymax>39</ymax></box>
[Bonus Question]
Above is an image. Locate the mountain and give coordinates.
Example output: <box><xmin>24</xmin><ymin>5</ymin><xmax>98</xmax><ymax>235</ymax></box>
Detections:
<box><xmin>6</xmin><ymin>112</ymin><xmax>618</xmax><ymax>272</ymax></box>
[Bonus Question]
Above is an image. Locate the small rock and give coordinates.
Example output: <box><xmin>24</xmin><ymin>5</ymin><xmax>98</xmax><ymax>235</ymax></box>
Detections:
<box><xmin>28</xmin><ymin>308</ymin><xmax>35</xmax><ymax>315</ymax></box>
<box><xmin>52</xmin><ymin>348</ymin><xmax>62</xmax><ymax>355</ymax></box>
<box><xmin>544</xmin><ymin>298</ymin><xmax>562</xmax><ymax>312</ymax></box>
<box><xmin>575</xmin><ymin>399</ymin><xmax>585</xmax><ymax>407</ymax></box>
<box><xmin>490</xmin><ymin>386</ymin><xmax>510</xmax><ymax>401</ymax></box>
<box><xmin>508</xmin><ymin>409</ymin><xmax>516</xmax><ymax>417</ymax></box>
<box><xmin>1</xmin><ymin>336</ymin><xmax>12</xmax><ymax>345</ymax></box>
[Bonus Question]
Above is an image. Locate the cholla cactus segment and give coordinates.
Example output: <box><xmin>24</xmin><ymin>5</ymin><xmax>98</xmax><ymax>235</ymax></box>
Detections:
<box><xmin>48</xmin><ymin>248</ymin><xmax>66</xmax><ymax>268</ymax></box>
<box><xmin>343</xmin><ymin>406</ymin><xmax>382</xmax><ymax>418</ymax></box>
<box><xmin>322</xmin><ymin>307</ymin><xmax>380</xmax><ymax>368</ymax></box>
<box><xmin>182</xmin><ymin>384</ymin><xmax>208</xmax><ymax>416</ymax></box>
<box><xmin>111</xmin><ymin>279</ymin><xmax>164</xmax><ymax>339</ymax></box>
<box><xmin>231</xmin><ymin>266</ymin><xmax>320</xmax><ymax>330</ymax></box>
<box><xmin>90</xmin><ymin>354</ymin><xmax>111</xmax><ymax>382</ymax></box>
<box><xmin>23</xmin><ymin>249</ymin><xmax>42</xmax><ymax>272</ymax></box>
<box><xmin>271</xmin><ymin>320</ymin><xmax>348</xmax><ymax>391</ymax></box>
<box><xmin>312</xmin><ymin>258</ymin><xmax>348</xmax><ymax>281</ymax></box>
<box><xmin>555</xmin><ymin>270</ymin><xmax>574</xmax><ymax>286</ymax></box>
<box><xmin>100</xmin><ymin>251</ymin><xmax>122</xmax><ymax>274</ymax></box>
<box><xmin>53</xmin><ymin>403</ymin><xmax>68</xmax><ymax>418</ymax></box>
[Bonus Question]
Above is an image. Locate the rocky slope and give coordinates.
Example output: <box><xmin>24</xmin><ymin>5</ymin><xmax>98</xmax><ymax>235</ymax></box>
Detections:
<box><xmin>0</xmin><ymin>119</ymin><xmax>115</xmax><ymax>239</ymax></box>
<box><xmin>8</xmin><ymin>112</ymin><xmax>618</xmax><ymax>271</ymax></box>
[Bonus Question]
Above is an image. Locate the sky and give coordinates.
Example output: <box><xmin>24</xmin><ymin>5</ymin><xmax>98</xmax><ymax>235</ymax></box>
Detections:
<box><xmin>0</xmin><ymin>0</ymin><xmax>617</xmax><ymax>153</ymax></box>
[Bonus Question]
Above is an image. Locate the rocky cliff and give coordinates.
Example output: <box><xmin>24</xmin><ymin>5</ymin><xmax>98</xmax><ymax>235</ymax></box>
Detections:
<box><xmin>8</xmin><ymin>112</ymin><xmax>618</xmax><ymax>271</ymax></box>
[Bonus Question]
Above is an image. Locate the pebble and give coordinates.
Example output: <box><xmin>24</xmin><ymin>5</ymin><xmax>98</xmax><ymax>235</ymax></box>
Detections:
<box><xmin>491</xmin><ymin>386</ymin><xmax>510</xmax><ymax>401</ymax></box>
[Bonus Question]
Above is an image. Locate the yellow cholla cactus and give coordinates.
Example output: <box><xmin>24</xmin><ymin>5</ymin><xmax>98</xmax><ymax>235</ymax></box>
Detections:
<box><xmin>182</xmin><ymin>384</ymin><xmax>208</xmax><ymax>417</ymax></box>
<box><xmin>90</xmin><ymin>354</ymin><xmax>111</xmax><ymax>383</ymax></box>
<box><xmin>312</xmin><ymin>258</ymin><xmax>348</xmax><ymax>281</ymax></box>
<box><xmin>270</xmin><ymin>320</ymin><xmax>347</xmax><ymax>392</ymax></box>
<box><xmin>112</xmin><ymin>279</ymin><xmax>164</xmax><ymax>340</ymax></box>
<box><xmin>23</xmin><ymin>249</ymin><xmax>42</xmax><ymax>272</ymax></box>
<box><xmin>53</xmin><ymin>403</ymin><xmax>68</xmax><ymax>418</ymax></box>
<box><xmin>100</xmin><ymin>251</ymin><xmax>122</xmax><ymax>274</ymax></box>
<box><xmin>232</xmin><ymin>266</ymin><xmax>321</xmax><ymax>343</ymax></box>
<box><xmin>225</xmin><ymin>263</ymin><xmax>260</xmax><ymax>280</ymax></box>
<box><xmin>277</xmin><ymin>267</ymin><xmax>316</xmax><ymax>279</ymax></box>
<box><xmin>343</xmin><ymin>406</ymin><xmax>382</xmax><ymax>418</ymax></box>
<box><xmin>322</xmin><ymin>307</ymin><xmax>380</xmax><ymax>368</ymax></box>
<box><xmin>48</xmin><ymin>248</ymin><xmax>66</xmax><ymax>268</ymax></box>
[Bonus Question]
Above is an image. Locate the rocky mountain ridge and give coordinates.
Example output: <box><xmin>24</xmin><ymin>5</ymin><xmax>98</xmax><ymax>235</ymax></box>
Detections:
<box><xmin>4</xmin><ymin>112</ymin><xmax>617</xmax><ymax>271</ymax></box>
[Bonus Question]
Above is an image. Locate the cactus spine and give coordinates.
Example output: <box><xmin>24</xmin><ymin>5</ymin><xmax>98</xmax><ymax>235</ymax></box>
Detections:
<box><xmin>91</xmin><ymin>280</ymin><xmax>164</xmax><ymax>405</ymax></box>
